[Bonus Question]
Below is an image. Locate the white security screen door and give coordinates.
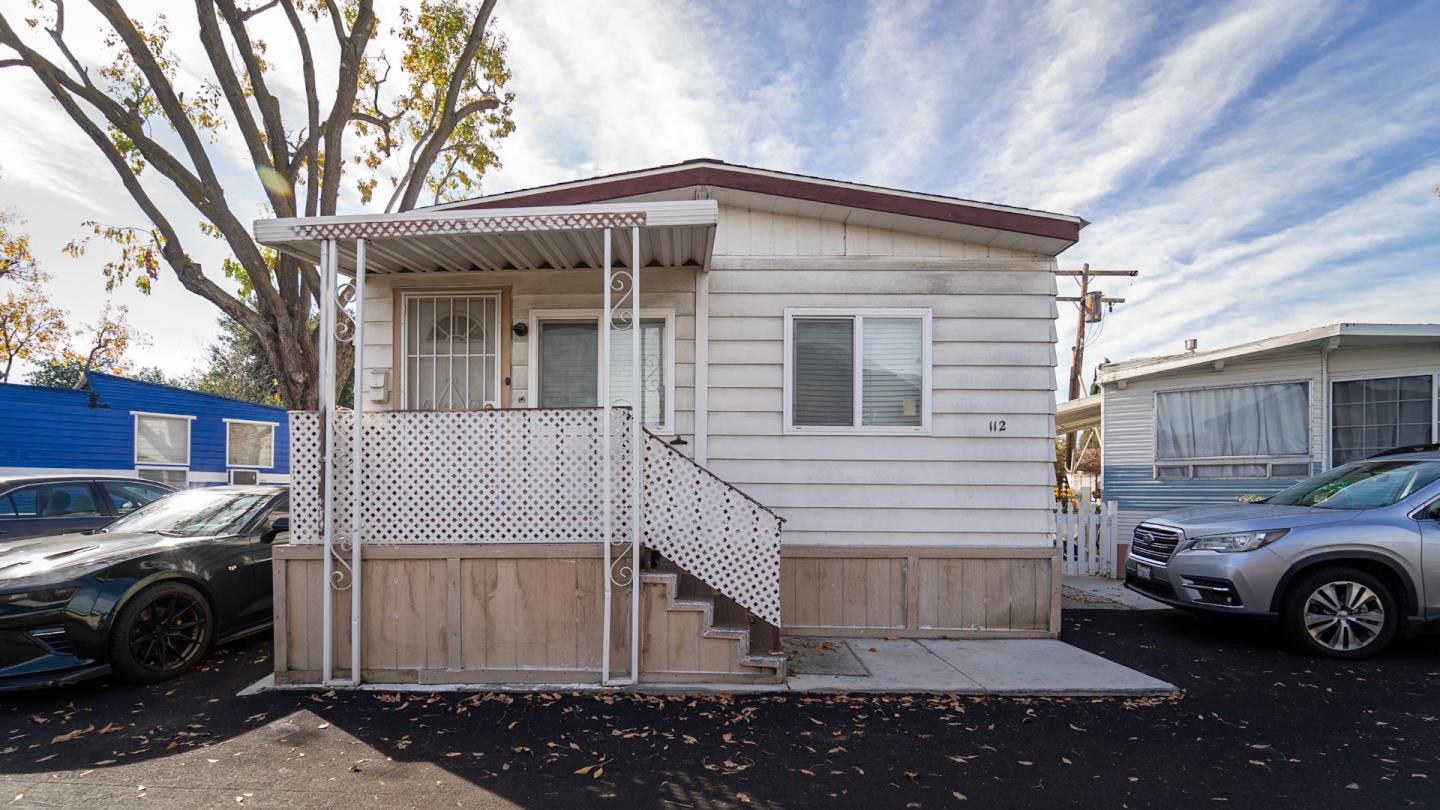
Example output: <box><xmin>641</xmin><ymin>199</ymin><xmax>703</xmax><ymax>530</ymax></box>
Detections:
<box><xmin>403</xmin><ymin>293</ymin><xmax>502</xmax><ymax>410</ymax></box>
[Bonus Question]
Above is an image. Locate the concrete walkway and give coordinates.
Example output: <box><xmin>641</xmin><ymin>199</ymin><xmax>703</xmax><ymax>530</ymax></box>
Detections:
<box><xmin>783</xmin><ymin>637</ymin><xmax>1175</xmax><ymax>696</ymax></box>
<box><xmin>246</xmin><ymin>637</ymin><xmax>1176</xmax><ymax>698</ymax></box>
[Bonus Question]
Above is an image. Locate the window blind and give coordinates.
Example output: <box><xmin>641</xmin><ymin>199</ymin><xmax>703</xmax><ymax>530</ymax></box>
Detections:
<box><xmin>608</xmin><ymin>319</ymin><xmax>666</xmax><ymax>427</ymax></box>
<box><xmin>862</xmin><ymin>317</ymin><xmax>923</xmax><ymax>427</ymax></box>
<box><xmin>135</xmin><ymin>415</ymin><xmax>189</xmax><ymax>465</ymax></box>
<box><xmin>227</xmin><ymin>422</ymin><xmax>275</xmax><ymax>467</ymax></box>
<box><xmin>792</xmin><ymin>319</ymin><xmax>854</xmax><ymax>426</ymax></box>
<box><xmin>538</xmin><ymin>321</ymin><xmax>599</xmax><ymax>407</ymax></box>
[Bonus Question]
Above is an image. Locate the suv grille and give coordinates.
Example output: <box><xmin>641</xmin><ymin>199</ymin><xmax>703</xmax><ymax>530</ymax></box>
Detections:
<box><xmin>1131</xmin><ymin>524</ymin><xmax>1183</xmax><ymax>563</ymax></box>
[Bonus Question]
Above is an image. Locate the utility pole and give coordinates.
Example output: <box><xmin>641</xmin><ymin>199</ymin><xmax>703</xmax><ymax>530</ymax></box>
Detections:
<box><xmin>1056</xmin><ymin>265</ymin><xmax>1137</xmax><ymax>474</ymax></box>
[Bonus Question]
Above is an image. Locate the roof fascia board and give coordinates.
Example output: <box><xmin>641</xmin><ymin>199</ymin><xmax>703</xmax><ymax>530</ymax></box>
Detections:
<box><xmin>435</xmin><ymin>162</ymin><xmax>1082</xmax><ymax>245</ymax></box>
<box><xmin>1099</xmin><ymin>323</ymin><xmax>1440</xmax><ymax>386</ymax></box>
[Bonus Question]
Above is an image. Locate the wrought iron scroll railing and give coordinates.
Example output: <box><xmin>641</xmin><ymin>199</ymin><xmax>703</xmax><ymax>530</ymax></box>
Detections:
<box><xmin>288</xmin><ymin>408</ymin><xmax>782</xmax><ymax>625</ymax></box>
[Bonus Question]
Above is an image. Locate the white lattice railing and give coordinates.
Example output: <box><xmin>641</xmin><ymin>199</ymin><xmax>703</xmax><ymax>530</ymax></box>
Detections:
<box><xmin>289</xmin><ymin>408</ymin><xmax>782</xmax><ymax>625</ymax></box>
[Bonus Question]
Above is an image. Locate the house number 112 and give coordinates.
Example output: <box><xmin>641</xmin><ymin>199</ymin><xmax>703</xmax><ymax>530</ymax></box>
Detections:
<box><xmin>988</xmin><ymin>419</ymin><xmax>1007</xmax><ymax>432</ymax></box>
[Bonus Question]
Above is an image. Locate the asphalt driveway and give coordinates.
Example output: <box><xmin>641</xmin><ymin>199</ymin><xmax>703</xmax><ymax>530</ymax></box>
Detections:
<box><xmin>2</xmin><ymin>608</ymin><xmax>1437</xmax><ymax>808</ymax></box>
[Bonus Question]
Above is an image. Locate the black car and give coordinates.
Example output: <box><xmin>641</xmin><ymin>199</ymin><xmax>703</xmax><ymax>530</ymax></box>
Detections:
<box><xmin>0</xmin><ymin>486</ymin><xmax>287</xmax><ymax>690</ymax></box>
<box><xmin>0</xmin><ymin>475</ymin><xmax>176</xmax><ymax>541</ymax></box>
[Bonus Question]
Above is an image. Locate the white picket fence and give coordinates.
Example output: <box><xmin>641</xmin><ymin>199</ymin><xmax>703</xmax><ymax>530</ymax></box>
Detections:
<box><xmin>1055</xmin><ymin>499</ymin><xmax>1120</xmax><ymax>577</ymax></box>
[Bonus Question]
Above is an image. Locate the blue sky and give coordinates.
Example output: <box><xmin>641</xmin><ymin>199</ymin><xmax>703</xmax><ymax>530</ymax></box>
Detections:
<box><xmin>1</xmin><ymin>0</ymin><xmax>1437</xmax><ymax>393</ymax></box>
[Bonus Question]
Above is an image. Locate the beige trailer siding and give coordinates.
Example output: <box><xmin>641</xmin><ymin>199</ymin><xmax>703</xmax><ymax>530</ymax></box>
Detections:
<box><xmin>706</xmin><ymin>205</ymin><xmax>1058</xmax><ymax>549</ymax></box>
<box><xmin>361</xmin><ymin>268</ymin><xmax>698</xmax><ymax>448</ymax></box>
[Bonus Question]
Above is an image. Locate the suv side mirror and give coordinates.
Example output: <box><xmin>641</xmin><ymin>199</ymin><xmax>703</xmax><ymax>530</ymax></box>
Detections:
<box><xmin>261</xmin><ymin>516</ymin><xmax>289</xmax><ymax>544</ymax></box>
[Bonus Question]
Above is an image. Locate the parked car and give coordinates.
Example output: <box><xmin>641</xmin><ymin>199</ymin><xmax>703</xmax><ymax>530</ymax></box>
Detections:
<box><xmin>0</xmin><ymin>486</ymin><xmax>287</xmax><ymax>690</ymax></box>
<box><xmin>1125</xmin><ymin>448</ymin><xmax>1440</xmax><ymax>658</ymax></box>
<box><xmin>0</xmin><ymin>475</ymin><xmax>176</xmax><ymax>541</ymax></box>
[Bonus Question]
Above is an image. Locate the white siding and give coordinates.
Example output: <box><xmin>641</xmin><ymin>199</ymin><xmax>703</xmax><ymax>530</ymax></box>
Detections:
<box><xmin>355</xmin><ymin>204</ymin><xmax>1062</xmax><ymax>550</ymax></box>
<box><xmin>707</xmin><ymin>205</ymin><xmax>1057</xmax><ymax>548</ymax></box>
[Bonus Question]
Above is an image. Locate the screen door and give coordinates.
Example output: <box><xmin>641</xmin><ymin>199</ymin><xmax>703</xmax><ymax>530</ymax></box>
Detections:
<box><xmin>402</xmin><ymin>293</ymin><xmax>502</xmax><ymax>410</ymax></box>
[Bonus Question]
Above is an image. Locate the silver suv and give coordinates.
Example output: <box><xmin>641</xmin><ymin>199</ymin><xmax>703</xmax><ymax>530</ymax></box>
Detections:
<box><xmin>1125</xmin><ymin>449</ymin><xmax>1440</xmax><ymax>658</ymax></box>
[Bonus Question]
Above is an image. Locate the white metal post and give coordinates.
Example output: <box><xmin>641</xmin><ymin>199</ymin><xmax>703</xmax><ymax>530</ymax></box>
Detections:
<box><xmin>600</xmin><ymin>227</ymin><xmax>614</xmax><ymax>684</ymax></box>
<box><xmin>320</xmin><ymin>238</ymin><xmax>336</xmax><ymax>685</ymax></box>
<box><xmin>629</xmin><ymin>225</ymin><xmax>641</xmax><ymax>681</ymax></box>
<box><xmin>350</xmin><ymin>239</ymin><xmax>366</xmax><ymax>683</ymax></box>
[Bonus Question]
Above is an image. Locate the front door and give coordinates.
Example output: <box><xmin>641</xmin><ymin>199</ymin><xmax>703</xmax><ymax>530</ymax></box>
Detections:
<box><xmin>401</xmin><ymin>292</ymin><xmax>503</xmax><ymax>410</ymax></box>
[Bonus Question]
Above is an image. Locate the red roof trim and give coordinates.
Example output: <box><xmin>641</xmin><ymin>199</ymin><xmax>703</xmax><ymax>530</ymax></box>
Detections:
<box><xmin>450</xmin><ymin>166</ymin><xmax>1080</xmax><ymax>243</ymax></box>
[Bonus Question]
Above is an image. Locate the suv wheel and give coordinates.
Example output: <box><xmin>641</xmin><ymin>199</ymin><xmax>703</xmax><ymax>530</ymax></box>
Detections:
<box><xmin>1282</xmin><ymin>567</ymin><xmax>1397</xmax><ymax>659</ymax></box>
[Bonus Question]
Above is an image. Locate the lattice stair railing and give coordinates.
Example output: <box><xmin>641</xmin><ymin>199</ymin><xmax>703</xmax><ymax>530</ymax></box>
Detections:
<box><xmin>288</xmin><ymin>408</ymin><xmax>782</xmax><ymax>626</ymax></box>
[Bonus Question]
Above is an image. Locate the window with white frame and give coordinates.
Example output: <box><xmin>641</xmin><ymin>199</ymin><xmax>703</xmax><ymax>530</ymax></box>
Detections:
<box><xmin>1331</xmin><ymin>374</ymin><xmax>1437</xmax><ymax>467</ymax></box>
<box><xmin>226</xmin><ymin>419</ymin><xmax>277</xmax><ymax>468</ymax></box>
<box><xmin>133</xmin><ymin>413</ymin><xmax>192</xmax><ymax>466</ymax></box>
<box><xmin>137</xmin><ymin>467</ymin><xmax>189</xmax><ymax>489</ymax></box>
<box><xmin>784</xmin><ymin>309</ymin><xmax>931</xmax><ymax>433</ymax></box>
<box><xmin>1153</xmin><ymin>382</ymin><xmax>1309</xmax><ymax>479</ymax></box>
<box><xmin>531</xmin><ymin>310</ymin><xmax>674</xmax><ymax>432</ymax></box>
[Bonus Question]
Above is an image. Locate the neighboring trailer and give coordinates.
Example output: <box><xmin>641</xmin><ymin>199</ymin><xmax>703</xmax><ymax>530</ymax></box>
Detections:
<box><xmin>1088</xmin><ymin>324</ymin><xmax>1440</xmax><ymax>542</ymax></box>
<box><xmin>0</xmin><ymin>372</ymin><xmax>290</xmax><ymax>487</ymax></box>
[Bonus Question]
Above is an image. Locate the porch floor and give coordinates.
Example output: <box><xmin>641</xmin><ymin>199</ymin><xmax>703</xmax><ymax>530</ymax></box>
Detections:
<box><xmin>242</xmin><ymin>638</ymin><xmax>1174</xmax><ymax>697</ymax></box>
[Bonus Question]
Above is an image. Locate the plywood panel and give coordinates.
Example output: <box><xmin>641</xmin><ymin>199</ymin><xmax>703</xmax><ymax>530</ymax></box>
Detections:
<box><xmin>782</xmin><ymin>547</ymin><xmax>1057</xmax><ymax>637</ymax></box>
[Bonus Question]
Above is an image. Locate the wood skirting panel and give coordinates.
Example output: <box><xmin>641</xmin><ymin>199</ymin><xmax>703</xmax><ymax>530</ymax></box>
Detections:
<box><xmin>274</xmin><ymin>545</ymin><xmax>776</xmax><ymax>684</ymax></box>
<box><xmin>780</xmin><ymin>546</ymin><xmax>1060</xmax><ymax>638</ymax></box>
<box><xmin>275</xmin><ymin>545</ymin><xmax>630</xmax><ymax>682</ymax></box>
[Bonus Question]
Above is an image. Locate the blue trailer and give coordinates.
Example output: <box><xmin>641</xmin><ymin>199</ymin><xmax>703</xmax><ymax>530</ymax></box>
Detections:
<box><xmin>0</xmin><ymin>372</ymin><xmax>289</xmax><ymax>487</ymax></box>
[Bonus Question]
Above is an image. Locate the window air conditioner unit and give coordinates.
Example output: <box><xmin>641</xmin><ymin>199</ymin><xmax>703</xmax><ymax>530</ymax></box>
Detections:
<box><xmin>229</xmin><ymin>469</ymin><xmax>260</xmax><ymax>486</ymax></box>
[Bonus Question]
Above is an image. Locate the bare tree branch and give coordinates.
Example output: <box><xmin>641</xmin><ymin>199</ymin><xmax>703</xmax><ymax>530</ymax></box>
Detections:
<box><xmin>395</xmin><ymin>0</ymin><xmax>497</xmax><ymax>211</ymax></box>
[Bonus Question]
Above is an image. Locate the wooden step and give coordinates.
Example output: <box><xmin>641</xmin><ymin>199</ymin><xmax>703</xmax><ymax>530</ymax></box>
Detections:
<box><xmin>639</xmin><ymin>572</ymin><xmax>786</xmax><ymax>683</ymax></box>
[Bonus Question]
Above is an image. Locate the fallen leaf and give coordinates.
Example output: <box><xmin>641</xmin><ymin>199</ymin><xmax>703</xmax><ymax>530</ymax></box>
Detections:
<box><xmin>51</xmin><ymin>726</ymin><xmax>95</xmax><ymax>744</ymax></box>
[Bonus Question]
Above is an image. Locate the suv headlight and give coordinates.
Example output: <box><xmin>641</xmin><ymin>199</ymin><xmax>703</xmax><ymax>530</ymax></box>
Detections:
<box><xmin>1187</xmin><ymin>529</ymin><xmax>1289</xmax><ymax>552</ymax></box>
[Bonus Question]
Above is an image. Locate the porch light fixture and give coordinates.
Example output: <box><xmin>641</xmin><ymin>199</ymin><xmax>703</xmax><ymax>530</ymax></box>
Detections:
<box><xmin>512</xmin><ymin>322</ymin><xmax>529</xmax><ymax>338</ymax></box>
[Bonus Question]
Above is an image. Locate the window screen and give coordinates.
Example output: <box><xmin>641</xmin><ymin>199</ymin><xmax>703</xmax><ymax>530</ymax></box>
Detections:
<box><xmin>792</xmin><ymin>319</ymin><xmax>854</xmax><ymax>426</ymax></box>
<box><xmin>227</xmin><ymin>422</ymin><xmax>275</xmax><ymax>468</ymax></box>
<box><xmin>790</xmin><ymin>313</ymin><xmax>927</xmax><ymax>429</ymax></box>
<box><xmin>862</xmin><ymin>318</ymin><xmax>923</xmax><ymax>427</ymax></box>
<box><xmin>1155</xmin><ymin>383</ymin><xmax>1308</xmax><ymax>459</ymax></box>
<box><xmin>1332</xmin><ymin>375</ymin><xmax>1435</xmax><ymax>466</ymax></box>
<box><xmin>138</xmin><ymin>468</ymin><xmax>189</xmax><ymax>489</ymax></box>
<box><xmin>538</xmin><ymin>321</ymin><xmax>599</xmax><ymax>408</ymax></box>
<box><xmin>135</xmin><ymin>415</ymin><xmax>190</xmax><ymax>465</ymax></box>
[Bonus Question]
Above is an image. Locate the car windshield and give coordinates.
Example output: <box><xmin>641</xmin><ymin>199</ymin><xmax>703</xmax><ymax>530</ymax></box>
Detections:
<box><xmin>1267</xmin><ymin>459</ymin><xmax>1440</xmax><ymax>510</ymax></box>
<box><xmin>104</xmin><ymin>490</ymin><xmax>268</xmax><ymax>537</ymax></box>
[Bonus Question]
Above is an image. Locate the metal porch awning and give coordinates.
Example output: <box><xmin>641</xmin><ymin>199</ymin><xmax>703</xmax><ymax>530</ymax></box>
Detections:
<box><xmin>253</xmin><ymin>199</ymin><xmax>719</xmax><ymax>274</ymax></box>
<box><xmin>1056</xmin><ymin>393</ymin><xmax>1102</xmax><ymax>435</ymax></box>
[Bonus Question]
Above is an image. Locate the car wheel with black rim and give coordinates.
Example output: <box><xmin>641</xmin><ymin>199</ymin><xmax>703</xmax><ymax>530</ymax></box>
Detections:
<box><xmin>109</xmin><ymin>582</ymin><xmax>214</xmax><ymax>682</ymax></box>
<box><xmin>1281</xmin><ymin>567</ymin><xmax>1397</xmax><ymax>659</ymax></box>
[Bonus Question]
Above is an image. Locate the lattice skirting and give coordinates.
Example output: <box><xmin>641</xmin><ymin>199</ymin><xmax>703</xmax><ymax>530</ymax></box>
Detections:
<box><xmin>288</xmin><ymin>408</ymin><xmax>781</xmax><ymax>626</ymax></box>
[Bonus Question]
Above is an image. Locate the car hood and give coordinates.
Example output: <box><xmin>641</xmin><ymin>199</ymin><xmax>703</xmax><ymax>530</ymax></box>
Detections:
<box><xmin>0</xmin><ymin>531</ymin><xmax>216</xmax><ymax>585</ymax></box>
<box><xmin>1146</xmin><ymin>503</ymin><xmax>1360</xmax><ymax>534</ymax></box>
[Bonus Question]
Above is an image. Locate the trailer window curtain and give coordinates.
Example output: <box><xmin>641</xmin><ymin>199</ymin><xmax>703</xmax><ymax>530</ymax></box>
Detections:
<box><xmin>1156</xmin><ymin>382</ymin><xmax>1308</xmax><ymax>460</ymax></box>
<box><xmin>227</xmin><ymin>421</ymin><xmax>276</xmax><ymax>468</ymax></box>
<box><xmin>135</xmin><ymin>414</ymin><xmax>191</xmax><ymax>465</ymax></box>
